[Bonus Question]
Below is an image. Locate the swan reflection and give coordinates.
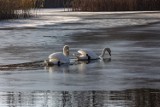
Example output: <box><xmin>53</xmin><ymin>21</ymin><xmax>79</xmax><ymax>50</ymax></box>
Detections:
<box><xmin>44</xmin><ymin>58</ymin><xmax>111</xmax><ymax>73</ymax></box>
<box><xmin>44</xmin><ymin>64</ymin><xmax>70</xmax><ymax>73</ymax></box>
<box><xmin>77</xmin><ymin>58</ymin><xmax>111</xmax><ymax>72</ymax></box>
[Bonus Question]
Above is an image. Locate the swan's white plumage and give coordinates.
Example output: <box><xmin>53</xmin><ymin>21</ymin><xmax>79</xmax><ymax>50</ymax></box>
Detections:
<box><xmin>75</xmin><ymin>48</ymin><xmax>111</xmax><ymax>61</ymax></box>
<box><xmin>77</xmin><ymin>49</ymin><xmax>99</xmax><ymax>60</ymax></box>
<box><xmin>47</xmin><ymin>45</ymin><xmax>70</xmax><ymax>65</ymax></box>
<box><xmin>49</xmin><ymin>52</ymin><xmax>70</xmax><ymax>64</ymax></box>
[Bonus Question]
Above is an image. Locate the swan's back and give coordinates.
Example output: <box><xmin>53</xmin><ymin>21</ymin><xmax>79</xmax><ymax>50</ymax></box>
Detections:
<box><xmin>78</xmin><ymin>49</ymin><xmax>99</xmax><ymax>59</ymax></box>
<box><xmin>49</xmin><ymin>52</ymin><xmax>69</xmax><ymax>64</ymax></box>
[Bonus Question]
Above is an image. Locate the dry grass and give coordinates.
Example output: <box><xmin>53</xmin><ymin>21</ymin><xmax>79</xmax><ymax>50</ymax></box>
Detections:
<box><xmin>0</xmin><ymin>0</ymin><xmax>44</xmax><ymax>19</ymax></box>
<box><xmin>71</xmin><ymin>0</ymin><xmax>160</xmax><ymax>11</ymax></box>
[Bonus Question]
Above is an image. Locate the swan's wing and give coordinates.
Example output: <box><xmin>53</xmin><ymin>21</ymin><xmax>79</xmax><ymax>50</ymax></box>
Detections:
<box><xmin>78</xmin><ymin>49</ymin><xmax>99</xmax><ymax>59</ymax></box>
<box><xmin>78</xmin><ymin>49</ymin><xmax>87</xmax><ymax>56</ymax></box>
<box><xmin>73</xmin><ymin>50</ymin><xmax>87</xmax><ymax>60</ymax></box>
<box><xmin>49</xmin><ymin>52</ymin><xmax>69</xmax><ymax>64</ymax></box>
<box><xmin>49</xmin><ymin>52</ymin><xmax>62</xmax><ymax>59</ymax></box>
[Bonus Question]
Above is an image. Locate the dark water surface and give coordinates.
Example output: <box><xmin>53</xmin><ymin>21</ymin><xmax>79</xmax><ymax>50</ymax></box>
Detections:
<box><xmin>0</xmin><ymin>9</ymin><xmax>160</xmax><ymax>107</ymax></box>
<box><xmin>0</xmin><ymin>89</ymin><xmax>160</xmax><ymax>107</ymax></box>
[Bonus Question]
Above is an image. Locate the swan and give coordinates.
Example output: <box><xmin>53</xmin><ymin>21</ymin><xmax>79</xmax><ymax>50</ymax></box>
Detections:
<box><xmin>73</xmin><ymin>48</ymin><xmax>111</xmax><ymax>61</ymax></box>
<box><xmin>44</xmin><ymin>45</ymin><xmax>70</xmax><ymax>66</ymax></box>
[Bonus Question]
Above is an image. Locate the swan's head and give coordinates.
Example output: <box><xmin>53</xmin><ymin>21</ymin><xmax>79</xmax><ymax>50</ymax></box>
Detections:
<box><xmin>63</xmin><ymin>45</ymin><xmax>69</xmax><ymax>56</ymax></box>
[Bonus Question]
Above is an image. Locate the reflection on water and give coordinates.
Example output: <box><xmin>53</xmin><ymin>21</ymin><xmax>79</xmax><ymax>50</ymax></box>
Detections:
<box><xmin>45</xmin><ymin>64</ymin><xmax>70</xmax><ymax>73</ymax></box>
<box><xmin>45</xmin><ymin>58</ymin><xmax>111</xmax><ymax>73</ymax></box>
<box><xmin>0</xmin><ymin>89</ymin><xmax>159</xmax><ymax>107</ymax></box>
<box><xmin>0</xmin><ymin>9</ymin><xmax>160</xmax><ymax>106</ymax></box>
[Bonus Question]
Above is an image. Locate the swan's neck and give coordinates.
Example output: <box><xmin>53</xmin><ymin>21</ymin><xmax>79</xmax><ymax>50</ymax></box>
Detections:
<box><xmin>100</xmin><ymin>49</ymin><xmax>106</xmax><ymax>58</ymax></box>
<box><xmin>63</xmin><ymin>48</ymin><xmax>69</xmax><ymax>56</ymax></box>
<box><xmin>100</xmin><ymin>48</ymin><xmax>111</xmax><ymax>58</ymax></box>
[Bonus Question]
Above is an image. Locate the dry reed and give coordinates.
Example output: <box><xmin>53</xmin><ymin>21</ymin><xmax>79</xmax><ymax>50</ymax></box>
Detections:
<box><xmin>0</xmin><ymin>0</ymin><xmax>44</xmax><ymax>19</ymax></box>
<box><xmin>71</xmin><ymin>0</ymin><xmax>160</xmax><ymax>11</ymax></box>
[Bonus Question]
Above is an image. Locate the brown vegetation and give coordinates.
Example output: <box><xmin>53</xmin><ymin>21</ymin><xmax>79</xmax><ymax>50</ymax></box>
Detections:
<box><xmin>0</xmin><ymin>0</ymin><xmax>44</xmax><ymax>19</ymax></box>
<box><xmin>71</xmin><ymin>0</ymin><xmax>160</xmax><ymax>11</ymax></box>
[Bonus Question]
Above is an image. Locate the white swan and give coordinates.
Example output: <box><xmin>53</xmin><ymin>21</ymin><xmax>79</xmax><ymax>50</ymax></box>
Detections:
<box><xmin>73</xmin><ymin>48</ymin><xmax>111</xmax><ymax>60</ymax></box>
<box><xmin>44</xmin><ymin>45</ymin><xmax>70</xmax><ymax>66</ymax></box>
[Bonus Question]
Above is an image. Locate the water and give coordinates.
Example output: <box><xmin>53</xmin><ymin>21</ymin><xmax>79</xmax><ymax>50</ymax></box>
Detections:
<box><xmin>0</xmin><ymin>9</ymin><xmax>160</xmax><ymax>107</ymax></box>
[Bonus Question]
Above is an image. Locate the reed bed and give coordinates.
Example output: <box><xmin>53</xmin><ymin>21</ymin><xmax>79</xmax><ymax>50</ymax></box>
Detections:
<box><xmin>0</xmin><ymin>0</ymin><xmax>44</xmax><ymax>20</ymax></box>
<box><xmin>71</xmin><ymin>0</ymin><xmax>160</xmax><ymax>11</ymax></box>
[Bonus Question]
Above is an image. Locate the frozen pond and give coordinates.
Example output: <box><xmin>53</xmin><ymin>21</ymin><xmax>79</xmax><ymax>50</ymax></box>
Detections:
<box><xmin>0</xmin><ymin>9</ymin><xmax>160</xmax><ymax>107</ymax></box>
